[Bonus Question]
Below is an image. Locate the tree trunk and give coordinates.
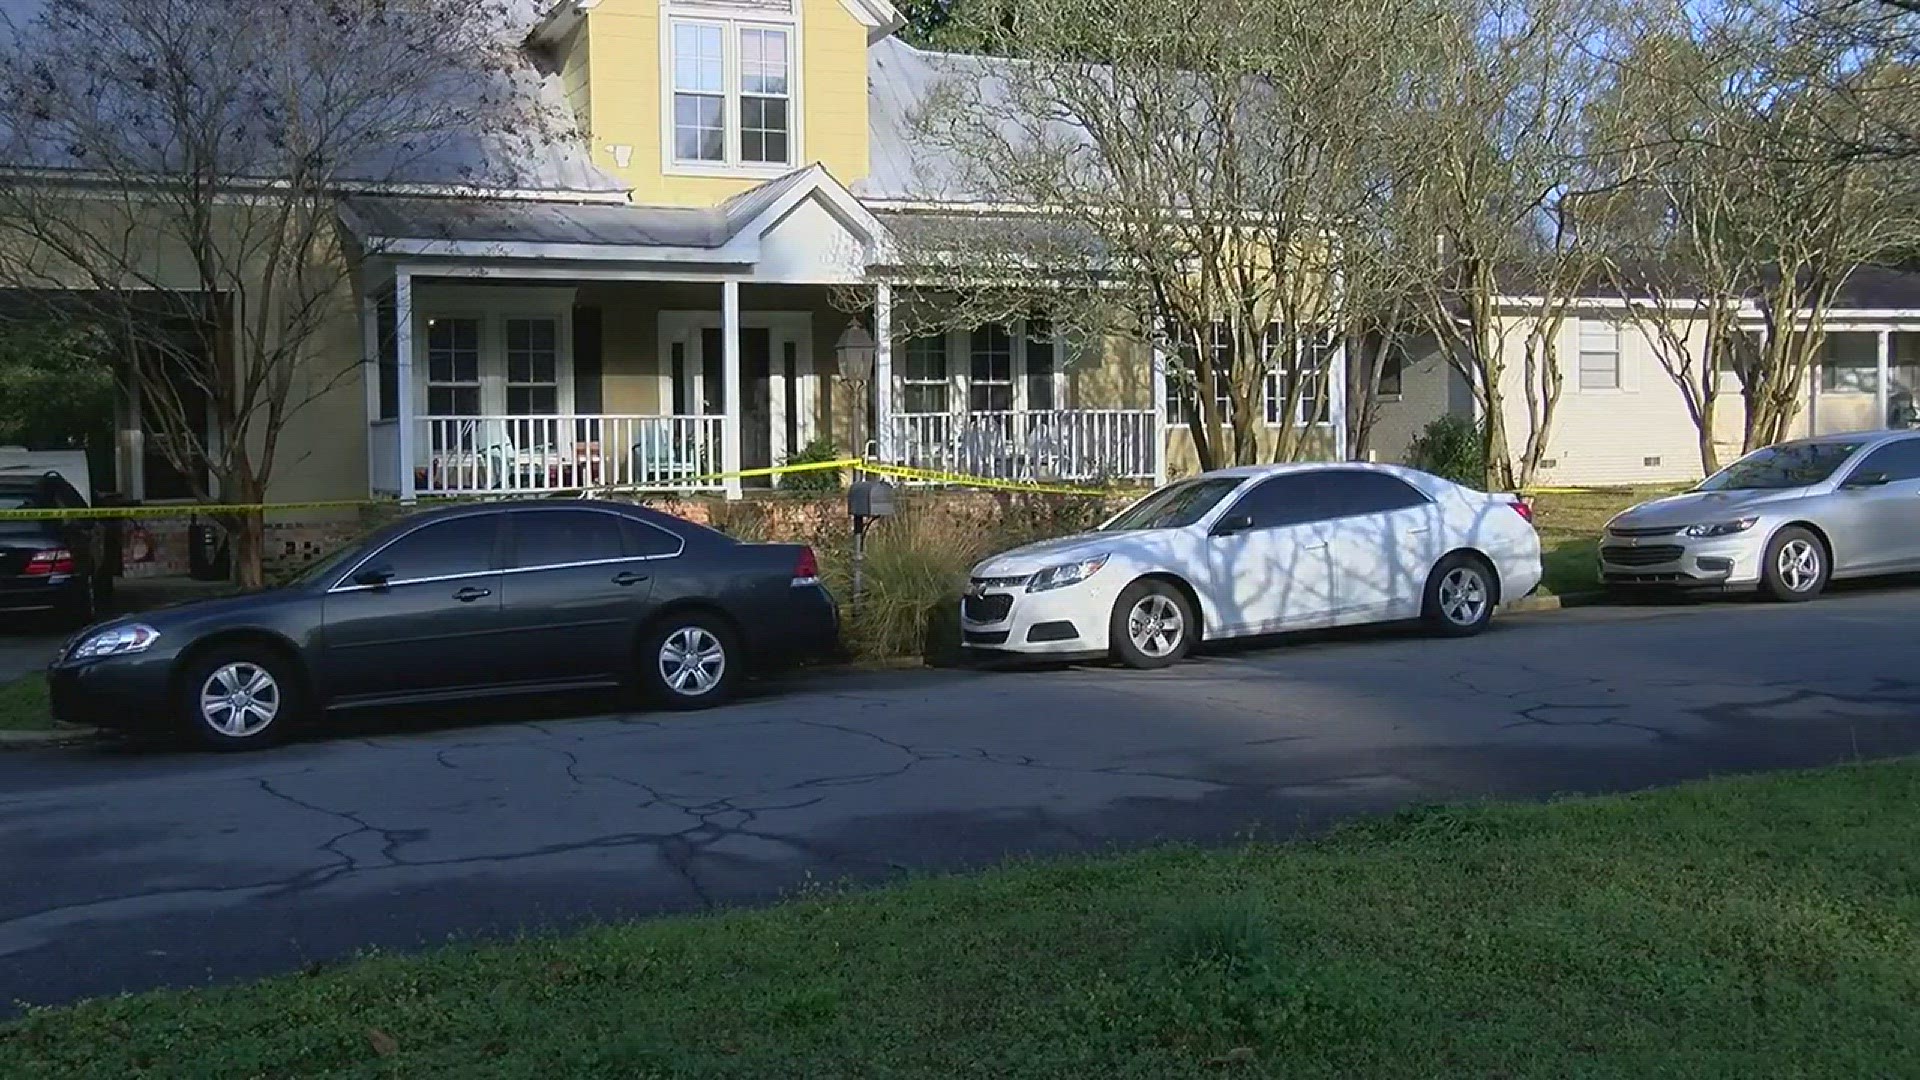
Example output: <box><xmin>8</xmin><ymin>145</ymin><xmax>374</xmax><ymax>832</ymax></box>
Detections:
<box><xmin>217</xmin><ymin>469</ymin><xmax>268</xmax><ymax>590</ymax></box>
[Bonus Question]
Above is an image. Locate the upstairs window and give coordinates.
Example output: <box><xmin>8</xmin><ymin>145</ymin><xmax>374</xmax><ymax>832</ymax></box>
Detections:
<box><xmin>668</xmin><ymin>14</ymin><xmax>795</xmax><ymax>170</ymax></box>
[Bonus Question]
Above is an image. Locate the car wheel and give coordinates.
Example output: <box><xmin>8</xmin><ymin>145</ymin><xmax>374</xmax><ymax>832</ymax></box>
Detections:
<box><xmin>179</xmin><ymin>649</ymin><xmax>299</xmax><ymax>750</ymax></box>
<box><xmin>1760</xmin><ymin>527</ymin><xmax>1829</xmax><ymax>602</ymax></box>
<box><xmin>641</xmin><ymin>613</ymin><xmax>739</xmax><ymax>709</ymax></box>
<box><xmin>1424</xmin><ymin>554</ymin><xmax>1496</xmax><ymax>637</ymax></box>
<box><xmin>1108</xmin><ymin>579</ymin><xmax>1195</xmax><ymax>670</ymax></box>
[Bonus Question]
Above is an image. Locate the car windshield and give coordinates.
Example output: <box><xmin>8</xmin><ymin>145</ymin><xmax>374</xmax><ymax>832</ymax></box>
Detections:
<box><xmin>1100</xmin><ymin>477</ymin><xmax>1245</xmax><ymax>531</ymax></box>
<box><xmin>1697</xmin><ymin>441</ymin><xmax>1863</xmax><ymax>492</ymax></box>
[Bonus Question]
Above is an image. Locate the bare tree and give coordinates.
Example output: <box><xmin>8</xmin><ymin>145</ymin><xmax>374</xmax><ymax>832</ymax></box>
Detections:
<box><xmin>0</xmin><ymin>0</ymin><xmax>564</xmax><ymax>587</ymax></box>
<box><xmin>885</xmin><ymin>0</ymin><xmax>1445</xmax><ymax>469</ymax></box>
<box><xmin>1399</xmin><ymin>0</ymin><xmax>1609</xmax><ymax>490</ymax></box>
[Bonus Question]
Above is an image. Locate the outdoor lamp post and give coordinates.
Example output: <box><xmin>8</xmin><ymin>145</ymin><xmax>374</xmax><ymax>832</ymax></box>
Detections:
<box><xmin>834</xmin><ymin>320</ymin><xmax>877</xmax><ymax>453</ymax></box>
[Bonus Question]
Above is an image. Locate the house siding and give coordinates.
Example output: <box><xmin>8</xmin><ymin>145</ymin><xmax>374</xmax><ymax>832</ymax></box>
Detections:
<box><xmin>582</xmin><ymin>0</ymin><xmax>871</xmax><ymax>206</ymax></box>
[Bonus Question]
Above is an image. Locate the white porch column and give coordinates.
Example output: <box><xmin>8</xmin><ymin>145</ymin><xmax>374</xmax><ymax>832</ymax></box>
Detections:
<box><xmin>873</xmin><ymin>284</ymin><xmax>894</xmax><ymax>461</ymax></box>
<box><xmin>360</xmin><ymin>289</ymin><xmax>381</xmax><ymax>497</ymax></box>
<box><xmin>395</xmin><ymin>268</ymin><xmax>417</xmax><ymax>503</ymax></box>
<box><xmin>1877</xmin><ymin>329</ymin><xmax>1892</xmax><ymax>429</ymax></box>
<box><xmin>1150</xmin><ymin>318</ymin><xmax>1171</xmax><ymax>486</ymax></box>
<box><xmin>722</xmin><ymin>279</ymin><xmax>743</xmax><ymax>500</ymax></box>
<box><xmin>1330</xmin><ymin>337</ymin><xmax>1350</xmax><ymax>461</ymax></box>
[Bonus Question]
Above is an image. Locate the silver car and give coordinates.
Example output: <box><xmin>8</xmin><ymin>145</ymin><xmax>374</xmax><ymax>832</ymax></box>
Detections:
<box><xmin>1601</xmin><ymin>430</ymin><xmax>1920</xmax><ymax>601</ymax></box>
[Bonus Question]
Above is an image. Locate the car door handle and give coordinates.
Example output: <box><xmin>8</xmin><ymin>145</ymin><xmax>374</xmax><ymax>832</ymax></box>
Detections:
<box><xmin>452</xmin><ymin>586</ymin><xmax>492</xmax><ymax>603</ymax></box>
<box><xmin>1304</xmin><ymin>542</ymin><xmax>1329</xmax><ymax>551</ymax></box>
<box><xmin>1407</xmin><ymin>527</ymin><xmax>1431</xmax><ymax>536</ymax></box>
<box><xmin>612</xmin><ymin>571</ymin><xmax>650</xmax><ymax>587</ymax></box>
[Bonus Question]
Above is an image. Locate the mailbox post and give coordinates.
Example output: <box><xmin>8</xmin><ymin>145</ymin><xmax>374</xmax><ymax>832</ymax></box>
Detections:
<box><xmin>846</xmin><ymin>478</ymin><xmax>896</xmax><ymax>616</ymax></box>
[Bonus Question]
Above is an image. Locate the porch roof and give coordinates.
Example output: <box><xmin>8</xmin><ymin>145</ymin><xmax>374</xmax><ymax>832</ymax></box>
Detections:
<box><xmin>341</xmin><ymin>165</ymin><xmax>890</xmax><ymax>280</ymax></box>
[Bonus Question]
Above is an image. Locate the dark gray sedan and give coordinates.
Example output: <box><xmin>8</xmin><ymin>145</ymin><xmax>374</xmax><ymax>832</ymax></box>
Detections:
<box><xmin>1601</xmin><ymin>430</ymin><xmax>1920</xmax><ymax>600</ymax></box>
<box><xmin>47</xmin><ymin>500</ymin><xmax>837</xmax><ymax>749</ymax></box>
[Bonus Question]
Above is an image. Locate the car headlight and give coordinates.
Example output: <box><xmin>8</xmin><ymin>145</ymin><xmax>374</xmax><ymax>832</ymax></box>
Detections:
<box><xmin>1684</xmin><ymin>517</ymin><xmax>1759</xmax><ymax>538</ymax></box>
<box><xmin>1026</xmin><ymin>554</ymin><xmax>1110</xmax><ymax>593</ymax></box>
<box><xmin>70</xmin><ymin>624</ymin><xmax>160</xmax><ymax>660</ymax></box>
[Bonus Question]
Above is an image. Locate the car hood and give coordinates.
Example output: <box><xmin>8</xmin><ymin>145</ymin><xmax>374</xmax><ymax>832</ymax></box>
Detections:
<box><xmin>971</xmin><ymin>531</ymin><xmax>1149</xmax><ymax>577</ymax></box>
<box><xmin>82</xmin><ymin>587</ymin><xmax>306</xmax><ymax>637</ymax></box>
<box><xmin>1609</xmin><ymin>487</ymin><xmax>1814</xmax><ymax>530</ymax></box>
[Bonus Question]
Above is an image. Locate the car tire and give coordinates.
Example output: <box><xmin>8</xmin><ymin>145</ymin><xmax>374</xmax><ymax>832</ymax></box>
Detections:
<box><xmin>1759</xmin><ymin>526</ymin><xmax>1829</xmax><ymax>602</ymax></box>
<box><xmin>640</xmin><ymin>612</ymin><xmax>740</xmax><ymax>710</ymax></box>
<box><xmin>1108</xmin><ymin>579</ymin><xmax>1196</xmax><ymax>670</ymax></box>
<box><xmin>178</xmin><ymin>648</ymin><xmax>301</xmax><ymax>751</ymax></box>
<box><xmin>1423</xmin><ymin>553</ymin><xmax>1497</xmax><ymax>637</ymax></box>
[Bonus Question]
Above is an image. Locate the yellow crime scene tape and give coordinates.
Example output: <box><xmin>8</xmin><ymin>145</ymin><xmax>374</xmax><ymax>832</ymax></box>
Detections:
<box><xmin>0</xmin><ymin>457</ymin><xmax>1118</xmax><ymax>521</ymax></box>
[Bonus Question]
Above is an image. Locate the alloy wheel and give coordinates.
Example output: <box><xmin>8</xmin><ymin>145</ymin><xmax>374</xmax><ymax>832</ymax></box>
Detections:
<box><xmin>199</xmin><ymin>662</ymin><xmax>282</xmax><ymax>738</ymax></box>
<box><xmin>659</xmin><ymin>626</ymin><xmax>726</xmax><ymax>696</ymax></box>
<box><xmin>1127</xmin><ymin>594</ymin><xmax>1185</xmax><ymax>658</ymax></box>
<box><xmin>1777</xmin><ymin>539</ymin><xmax>1821</xmax><ymax>593</ymax></box>
<box><xmin>1438</xmin><ymin>567</ymin><xmax>1489</xmax><ymax>626</ymax></box>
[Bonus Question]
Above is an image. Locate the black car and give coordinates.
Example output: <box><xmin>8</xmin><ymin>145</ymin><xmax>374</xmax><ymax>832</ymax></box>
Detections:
<box><xmin>0</xmin><ymin>471</ymin><xmax>113</xmax><ymax>625</ymax></box>
<box><xmin>48</xmin><ymin>500</ymin><xmax>838</xmax><ymax>749</ymax></box>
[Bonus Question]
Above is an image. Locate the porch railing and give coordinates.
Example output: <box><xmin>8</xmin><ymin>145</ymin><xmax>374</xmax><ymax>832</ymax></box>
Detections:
<box><xmin>891</xmin><ymin>410</ymin><xmax>1157</xmax><ymax>483</ymax></box>
<box><xmin>411</xmin><ymin>414</ymin><xmax>727</xmax><ymax>496</ymax></box>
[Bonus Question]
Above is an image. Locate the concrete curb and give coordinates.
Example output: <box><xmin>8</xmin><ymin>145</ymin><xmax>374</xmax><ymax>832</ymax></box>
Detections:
<box><xmin>0</xmin><ymin>724</ymin><xmax>104</xmax><ymax>749</ymax></box>
<box><xmin>1504</xmin><ymin>591</ymin><xmax>1607</xmax><ymax>614</ymax></box>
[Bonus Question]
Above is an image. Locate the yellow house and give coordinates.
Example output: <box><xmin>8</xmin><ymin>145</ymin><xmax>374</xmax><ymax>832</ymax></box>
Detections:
<box><xmin>30</xmin><ymin>0</ymin><xmax>1362</xmax><ymax>507</ymax></box>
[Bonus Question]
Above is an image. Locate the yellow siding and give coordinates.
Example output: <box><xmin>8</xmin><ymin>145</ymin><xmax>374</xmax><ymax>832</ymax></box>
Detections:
<box><xmin>557</xmin><ymin>20</ymin><xmax>593</xmax><ymax>131</ymax></box>
<box><xmin>582</xmin><ymin>0</ymin><xmax>871</xmax><ymax>206</ymax></box>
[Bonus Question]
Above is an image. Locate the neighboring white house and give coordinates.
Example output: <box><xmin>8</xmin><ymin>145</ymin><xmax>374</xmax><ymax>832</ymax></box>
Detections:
<box><xmin>1371</xmin><ymin>266</ymin><xmax>1920</xmax><ymax>486</ymax></box>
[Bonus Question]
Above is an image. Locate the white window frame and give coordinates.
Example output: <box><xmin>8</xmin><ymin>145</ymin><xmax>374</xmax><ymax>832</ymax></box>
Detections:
<box><xmin>411</xmin><ymin>289</ymin><xmax>577</xmax><ymax>419</ymax></box>
<box><xmin>1263</xmin><ymin>329</ymin><xmax>1336</xmax><ymax>429</ymax></box>
<box><xmin>894</xmin><ymin>320</ymin><xmax>1068</xmax><ymax>417</ymax></box>
<box><xmin>900</xmin><ymin>334</ymin><xmax>951</xmax><ymax>415</ymax></box>
<box><xmin>660</xmin><ymin>1</ymin><xmax>803</xmax><ymax>178</ymax></box>
<box><xmin>1577</xmin><ymin>318</ymin><xmax>1623</xmax><ymax>392</ymax></box>
<box><xmin>1166</xmin><ymin>322</ymin><xmax>1236</xmax><ymax>426</ymax></box>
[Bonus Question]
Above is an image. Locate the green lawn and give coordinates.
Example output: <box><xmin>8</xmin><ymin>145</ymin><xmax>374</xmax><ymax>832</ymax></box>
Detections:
<box><xmin>4</xmin><ymin>762</ymin><xmax>1916</xmax><ymax>1078</ymax></box>
<box><xmin>0</xmin><ymin>674</ymin><xmax>50</xmax><ymax>732</ymax></box>
<box><xmin>1530</xmin><ymin>486</ymin><xmax>1683</xmax><ymax>596</ymax></box>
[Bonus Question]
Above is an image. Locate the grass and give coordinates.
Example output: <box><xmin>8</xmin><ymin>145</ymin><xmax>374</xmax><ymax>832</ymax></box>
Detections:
<box><xmin>1530</xmin><ymin>486</ymin><xmax>1685</xmax><ymax>596</ymax></box>
<box><xmin>4</xmin><ymin>761</ymin><xmax>1918</xmax><ymax>1077</ymax></box>
<box><xmin>0</xmin><ymin>674</ymin><xmax>51</xmax><ymax>732</ymax></box>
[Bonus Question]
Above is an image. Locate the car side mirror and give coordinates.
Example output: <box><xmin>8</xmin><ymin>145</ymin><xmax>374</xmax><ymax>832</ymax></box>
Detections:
<box><xmin>1843</xmin><ymin>471</ymin><xmax>1890</xmax><ymax>489</ymax></box>
<box><xmin>353</xmin><ymin>564</ymin><xmax>395</xmax><ymax>587</ymax></box>
<box><xmin>1211</xmin><ymin>513</ymin><xmax>1255</xmax><ymax>537</ymax></box>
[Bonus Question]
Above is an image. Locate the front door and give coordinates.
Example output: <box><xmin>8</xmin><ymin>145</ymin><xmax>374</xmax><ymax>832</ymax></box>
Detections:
<box><xmin>1205</xmin><ymin>474</ymin><xmax>1337</xmax><ymax>634</ymax></box>
<box><xmin>678</xmin><ymin>316</ymin><xmax>812</xmax><ymax>483</ymax></box>
<box><xmin>321</xmin><ymin>513</ymin><xmax>508</xmax><ymax>702</ymax></box>
<box><xmin>495</xmin><ymin>507</ymin><xmax>661</xmax><ymax>685</ymax></box>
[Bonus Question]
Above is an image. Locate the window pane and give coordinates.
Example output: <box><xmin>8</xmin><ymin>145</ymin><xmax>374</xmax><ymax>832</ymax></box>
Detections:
<box><xmin>672</xmin><ymin>23</ymin><xmax>724</xmax><ymax>91</ymax></box>
<box><xmin>1324</xmin><ymin>471</ymin><xmax>1428</xmax><ymax>516</ymax></box>
<box><xmin>1849</xmin><ymin>438</ymin><xmax>1920</xmax><ymax>482</ymax></box>
<box><xmin>374</xmin><ymin>517</ymin><xmax>495</xmax><ymax>581</ymax></box>
<box><xmin>740</xmin><ymin>96</ymin><xmax>789</xmax><ymax>164</ymax></box>
<box><xmin>507</xmin><ymin>387</ymin><xmax>558</xmax><ymax>415</ymax></box>
<box><xmin>904</xmin><ymin>336</ymin><xmax>947</xmax><ymax>381</ymax></box>
<box><xmin>622</xmin><ymin>518</ymin><xmax>682</xmax><ymax>558</ymax></box>
<box><xmin>511</xmin><ymin>510</ymin><xmax>625</xmax><ymax>570</ymax></box>
<box><xmin>904</xmin><ymin>385</ymin><xmax>948</xmax><ymax>413</ymax></box>
<box><xmin>1578</xmin><ymin>352</ymin><xmax>1619</xmax><ymax>390</ymax></box>
<box><xmin>740</xmin><ymin>28</ymin><xmax>789</xmax><ymax>95</ymax></box>
<box><xmin>1228</xmin><ymin>474</ymin><xmax>1327</xmax><ymax>529</ymax></box>
<box><xmin>1378</xmin><ymin>346</ymin><xmax>1404</xmax><ymax>396</ymax></box>
<box><xmin>674</xmin><ymin>94</ymin><xmax>724</xmax><ymax>162</ymax></box>
<box><xmin>970</xmin><ymin>325</ymin><xmax>1012</xmax><ymax>382</ymax></box>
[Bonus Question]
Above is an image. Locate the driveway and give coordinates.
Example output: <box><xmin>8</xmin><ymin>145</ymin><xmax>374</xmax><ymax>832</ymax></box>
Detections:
<box><xmin>4</xmin><ymin>589</ymin><xmax>1920</xmax><ymax>1012</ymax></box>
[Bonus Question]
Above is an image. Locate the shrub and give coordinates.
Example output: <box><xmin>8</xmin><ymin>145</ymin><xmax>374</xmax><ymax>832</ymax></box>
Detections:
<box><xmin>780</xmin><ymin>437</ymin><xmax>847</xmax><ymax>493</ymax></box>
<box><xmin>824</xmin><ymin>509</ymin><xmax>986</xmax><ymax>662</ymax></box>
<box><xmin>1406</xmin><ymin>414</ymin><xmax>1487</xmax><ymax>489</ymax></box>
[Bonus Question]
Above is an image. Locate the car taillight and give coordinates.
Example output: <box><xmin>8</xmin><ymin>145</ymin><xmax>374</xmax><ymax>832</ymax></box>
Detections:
<box><xmin>1508</xmin><ymin>499</ymin><xmax>1535</xmax><ymax>523</ymax></box>
<box><xmin>793</xmin><ymin>546</ymin><xmax>820</xmax><ymax>586</ymax></box>
<box><xmin>23</xmin><ymin>548</ymin><xmax>74</xmax><ymax>576</ymax></box>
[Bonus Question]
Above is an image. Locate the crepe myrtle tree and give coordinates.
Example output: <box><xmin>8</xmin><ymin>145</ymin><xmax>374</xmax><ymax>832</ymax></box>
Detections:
<box><xmin>885</xmin><ymin>0</ymin><xmax>1442</xmax><ymax>470</ymax></box>
<box><xmin>1396</xmin><ymin>0</ymin><xmax>1611</xmax><ymax>491</ymax></box>
<box><xmin>0</xmin><ymin>0</ymin><xmax>567</xmax><ymax>588</ymax></box>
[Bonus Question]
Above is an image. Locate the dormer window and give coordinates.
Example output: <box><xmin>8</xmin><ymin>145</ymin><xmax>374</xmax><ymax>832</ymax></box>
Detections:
<box><xmin>666</xmin><ymin>1</ymin><xmax>796</xmax><ymax>172</ymax></box>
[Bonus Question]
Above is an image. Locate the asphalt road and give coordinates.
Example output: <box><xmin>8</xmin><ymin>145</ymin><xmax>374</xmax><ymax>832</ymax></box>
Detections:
<box><xmin>5</xmin><ymin>589</ymin><xmax>1920</xmax><ymax>1013</ymax></box>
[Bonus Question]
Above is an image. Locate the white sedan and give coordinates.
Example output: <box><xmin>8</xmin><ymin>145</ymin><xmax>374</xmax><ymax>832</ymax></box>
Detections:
<box><xmin>961</xmin><ymin>463</ymin><xmax>1543</xmax><ymax>667</ymax></box>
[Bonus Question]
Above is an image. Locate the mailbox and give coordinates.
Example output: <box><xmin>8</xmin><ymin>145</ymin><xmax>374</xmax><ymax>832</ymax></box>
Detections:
<box><xmin>847</xmin><ymin>479</ymin><xmax>897</xmax><ymax>520</ymax></box>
